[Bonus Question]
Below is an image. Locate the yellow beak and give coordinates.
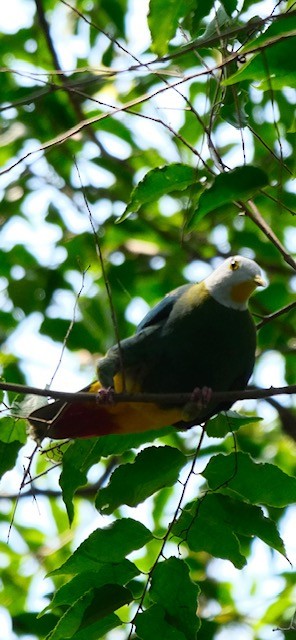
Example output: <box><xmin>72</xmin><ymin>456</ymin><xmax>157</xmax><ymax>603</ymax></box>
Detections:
<box><xmin>231</xmin><ymin>274</ymin><xmax>266</xmax><ymax>303</ymax></box>
<box><xmin>254</xmin><ymin>274</ymin><xmax>266</xmax><ymax>287</ymax></box>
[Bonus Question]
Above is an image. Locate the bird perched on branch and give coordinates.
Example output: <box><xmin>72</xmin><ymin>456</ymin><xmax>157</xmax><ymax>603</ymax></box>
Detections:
<box><xmin>28</xmin><ymin>255</ymin><xmax>265</xmax><ymax>441</ymax></box>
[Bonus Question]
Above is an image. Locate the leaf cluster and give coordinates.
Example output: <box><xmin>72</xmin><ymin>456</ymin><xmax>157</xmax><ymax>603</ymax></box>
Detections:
<box><xmin>0</xmin><ymin>0</ymin><xmax>296</xmax><ymax>638</ymax></box>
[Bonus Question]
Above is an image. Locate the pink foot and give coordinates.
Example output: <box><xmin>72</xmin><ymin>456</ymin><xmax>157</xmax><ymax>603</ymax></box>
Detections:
<box><xmin>96</xmin><ymin>387</ymin><xmax>115</xmax><ymax>404</ymax></box>
<box><xmin>191</xmin><ymin>386</ymin><xmax>213</xmax><ymax>409</ymax></box>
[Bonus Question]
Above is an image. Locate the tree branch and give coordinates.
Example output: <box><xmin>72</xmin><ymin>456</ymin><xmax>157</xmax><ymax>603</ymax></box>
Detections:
<box><xmin>257</xmin><ymin>300</ymin><xmax>296</xmax><ymax>329</ymax></box>
<box><xmin>0</xmin><ymin>456</ymin><xmax>118</xmax><ymax>501</ymax></box>
<box><xmin>239</xmin><ymin>200</ymin><xmax>296</xmax><ymax>271</ymax></box>
<box><xmin>35</xmin><ymin>0</ymin><xmax>111</xmax><ymax>156</ymax></box>
<box><xmin>2</xmin><ymin>29</ymin><xmax>295</xmax><ymax>178</ymax></box>
<box><xmin>266</xmin><ymin>397</ymin><xmax>296</xmax><ymax>441</ymax></box>
<box><xmin>1</xmin><ymin>381</ymin><xmax>295</xmax><ymax>408</ymax></box>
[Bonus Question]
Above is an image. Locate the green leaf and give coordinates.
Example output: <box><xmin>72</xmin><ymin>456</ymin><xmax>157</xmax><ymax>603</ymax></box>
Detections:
<box><xmin>220</xmin><ymin>96</ymin><xmax>249</xmax><ymax>128</ymax></box>
<box><xmin>202</xmin><ymin>452</ymin><xmax>296</xmax><ymax>507</ymax></box>
<box><xmin>223</xmin><ymin>41</ymin><xmax>296</xmax><ymax>88</ymax></box>
<box><xmin>196</xmin><ymin>5</ymin><xmax>231</xmax><ymax>42</ymax></box>
<box><xmin>71</xmin><ymin>613</ymin><xmax>121</xmax><ymax>640</ymax></box>
<box><xmin>218</xmin><ymin>496</ymin><xmax>286</xmax><ymax>557</ymax></box>
<box><xmin>44</xmin><ymin>561</ymin><xmax>139</xmax><ymax>611</ymax></box>
<box><xmin>12</xmin><ymin>612</ymin><xmax>58</xmax><ymax>637</ymax></box>
<box><xmin>95</xmin><ymin>427</ymin><xmax>175</xmax><ymax>453</ymax></box>
<box><xmin>0</xmin><ymin>440</ymin><xmax>23</xmax><ymax>480</ymax></box>
<box><xmin>2</xmin><ymin>1</ymin><xmax>296</xmax><ymax>633</ymax></box>
<box><xmin>150</xmin><ymin>558</ymin><xmax>201</xmax><ymax>639</ymax></box>
<box><xmin>59</xmin><ymin>439</ymin><xmax>100</xmax><ymax>525</ymax></box>
<box><xmin>259</xmin><ymin>73</ymin><xmax>296</xmax><ymax>91</ymax></box>
<box><xmin>148</xmin><ymin>0</ymin><xmax>195</xmax><ymax>56</ymax></box>
<box><xmin>50</xmin><ymin>518</ymin><xmax>153</xmax><ymax>575</ymax></box>
<box><xmin>46</xmin><ymin>590</ymin><xmax>94</xmax><ymax>640</ymax></box>
<box><xmin>190</xmin><ymin>0</ymin><xmax>215</xmax><ymax>36</ymax></box>
<box><xmin>119</xmin><ymin>164</ymin><xmax>197</xmax><ymax>222</ymax></box>
<box><xmin>0</xmin><ymin>417</ymin><xmax>27</xmax><ymax>443</ymax></box>
<box><xmin>221</xmin><ymin>0</ymin><xmax>237</xmax><ymax>14</ymax></box>
<box><xmin>223</xmin><ymin>17</ymin><xmax>296</xmax><ymax>87</ymax></box>
<box><xmin>78</xmin><ymin>585</ymin><xmax>132</xmax><ymax>627</ymax></box>
<box><xmin>45</xmin><ymin>586</ymin><xmax>125</xmax><ymax>640</ymax></box>
<box><xmin>188</xmin><ymin>166</ymin><xmax>268</xmax><ymax>228</ymax></box>
<box><xmin>136</xmin><ymin>604</ymin><xmax>187</xmax><ymax>640</ymax></box>
<box><xmin>95</xmin><ymin>446</ymin><xmax>186</xmax><ymax>514</ymax></box>
<box><xmin>174</xmin><ymin>493</ymin><xmax>286</xmax><ymax>564</ymax></box>
<box><xmin>60</xmin><ymin>430</ymin><xmax>173</xmax><ymax>523</ymax></box>
<box><xmin>207</xmin><ymin>410</ymin><xmax>262</xmax><ymax>438</ymax></box>
<box><xmin>173</xmin><ymin>494</ymin><xmax>246</xmax><ymax>568</ymax></box>
<box><xmin>40</xmin><ymin>317</ymin><xmax>99</xmax><ymax>353</ymax></box>
<box><xmin>72</xmin><ymin>613</ymin><xmax>122</xmax><ymax>640</ymax></box>
<box><xmin>249</xmin><ymin>12</ymin><xmax>296</xmax><ymax>48</ymax></box>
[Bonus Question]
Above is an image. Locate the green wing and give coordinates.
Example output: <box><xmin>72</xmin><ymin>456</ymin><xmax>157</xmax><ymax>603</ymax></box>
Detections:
<box><xmin>98</xmin><ymin>284</ymin><xmax>192</xmax><ymax>388</ymax></box>
<box><xmin>136</xmin><ymin>284</ymin><xmax>191</xmax><ymax>332</ymax></box>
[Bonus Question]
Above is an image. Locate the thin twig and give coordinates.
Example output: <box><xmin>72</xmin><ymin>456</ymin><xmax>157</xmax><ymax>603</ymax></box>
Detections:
<box><xmin>259</xmin><ymin>188</ymin><xmax>295</xmax><ymax>215</ymax></box>
<box><xmin>48</xmin><ymin>266</ymin><xmax>89</xmax><ymax>388</ymax></box>
<box><xmin>35</xmin><ymin>0</ymin><xmax>107</xmax><ymax>155</ymax></box>
<box><xmin>128</xmin><ymin>425</ymin><xmax>206</xmax><ymax>637</ymax></box>
<box><xmin>1</xmin><ymin>456</ymin><xmax>119</xmax><ymax>501</ymax></box>
<box><xmin>7</xmin><ymin>442</ymin><xmax>39</xmax><ymax>541</ymax></box>
<box><xmin>93</xmin><ymin>10</ymin><xmax>296</xmax><ymax>70</ymax></box>
<box><xmin>2</xmin><ymin>27</ymin><xmax>295</xmax><ymax>178</ymax></box>
<box><xmin>73</xmin><ymin>159</ymin><xmax>126</xmax><ymax>391</ymax></box>
<box><xmin>257</xmin><ymin>301</ymin><xmax>296</xmax><ymax>329</ymax></box>
<box><xmin>238</xmin><ymin>200</ymin><xmax>296</xmax><ymax>271</ymax></box>
<box><xmin>249</xmin><ymin>126</ymin><xmax>293</xmax><ymax>177</ymax></box>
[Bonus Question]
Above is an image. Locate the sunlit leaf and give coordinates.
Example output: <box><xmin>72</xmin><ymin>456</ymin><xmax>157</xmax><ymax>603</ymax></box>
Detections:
<box><xmin>0</xmin><ymin>440</ymin><xmax>23</xmax><ymax>480</ymax></box>
<box><xmin>1</xmin><ymin>1</ymin><xmax>296</xmax><ymax>637</ymax></box>
<box><xmin>207</xmin><ymin>410</ymin><xmax>262</xmax><ymax>438</ymax></box>
<box><xmin>0</xmin><ymin>417</ymin><xmax>27</xmax><ymax>443</ymax></box>
<box><xmin>119</xmin><ymin>164</ymin><xmax>197</xmax><ymax>221</ymax></box>
<box><xmin>223</xmin><ymin>16</ymin><xmax>296</xmax><ymax>87</ymax></box>
<box><xmin>148</xmin><ymin>0</ymin><xmax>195</xmax><ymax>56</ymax></box>
<box><xmin>188</xmin><ymin>166</ymin><xmax>268</xmax><ymax>228</ymax></box>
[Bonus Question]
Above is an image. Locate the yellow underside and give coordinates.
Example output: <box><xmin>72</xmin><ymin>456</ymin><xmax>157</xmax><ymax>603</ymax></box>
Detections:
<box><xmin>89</xmin><ymin>376</ymin><xmax>183</xmax><ymax>433</ymax></box>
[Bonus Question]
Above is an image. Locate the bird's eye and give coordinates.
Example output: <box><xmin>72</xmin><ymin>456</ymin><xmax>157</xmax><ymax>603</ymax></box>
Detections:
<box><xmin>230</xmin><ymin>258</ymin><xmax>239</xmax><ymax>271</ymax></box>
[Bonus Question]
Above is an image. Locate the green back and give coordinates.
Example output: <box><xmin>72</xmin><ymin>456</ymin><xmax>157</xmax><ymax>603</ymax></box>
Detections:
<box><xmin>141</xmin><ymin>294</ymin><xmax>256</xmax><ymax>396</ymax></box>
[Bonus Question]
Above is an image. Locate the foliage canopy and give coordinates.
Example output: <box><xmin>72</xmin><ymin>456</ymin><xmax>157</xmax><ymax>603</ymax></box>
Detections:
<box><xmin>0</xmin><ymin>0</ymin><xmax>295</xmax><ymax>639</ymax></box>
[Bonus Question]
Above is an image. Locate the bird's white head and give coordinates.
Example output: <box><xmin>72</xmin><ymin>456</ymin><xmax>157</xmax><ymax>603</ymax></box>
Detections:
<box><xmin>205</xmin><ymin>255</ymin><xmax>266</xmax><ymax>310</ymax></box>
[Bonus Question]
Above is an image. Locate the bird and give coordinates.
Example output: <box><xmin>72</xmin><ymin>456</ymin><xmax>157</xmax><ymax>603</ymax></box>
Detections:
<box><xmin>28</xmin><ymin>255</ymin><xmax>266</xmax><ymax>442</ymax></box>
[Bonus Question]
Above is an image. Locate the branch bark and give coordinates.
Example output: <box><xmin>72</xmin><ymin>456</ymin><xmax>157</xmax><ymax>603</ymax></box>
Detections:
<box><xmin>256</xmin><ymin>300</ymin><xmax>296</xmax><ymax>329</ymax></box>
<box><xmin>2</xmin><ymin>26</ymin><xmax>296</xmax><ymax>179</ymax></box>
<box><xmin>0</xmin><ymin>456</ymin><xmax>118</xmax><ymax>501</ymax></box>
<box><xmin>239</xmin><ymin>200</ymin><xmax>296</xmax><ymax>271</ymax></box>
<box><xmin>1</xmin><ymin>381</ymin><xmax>295</xmax><ymax>407</ymax></box>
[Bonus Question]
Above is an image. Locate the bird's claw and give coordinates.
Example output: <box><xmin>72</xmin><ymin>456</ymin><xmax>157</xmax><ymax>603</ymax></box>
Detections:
<box><xmin>191</xmin><ymin>386</ymin><xmax>213</xmax><ymax>409</ymax></box>
<box><xmin>96</xmin><ymin>387</ymin><xmax>115</xmax><ymax>404</ymax></box>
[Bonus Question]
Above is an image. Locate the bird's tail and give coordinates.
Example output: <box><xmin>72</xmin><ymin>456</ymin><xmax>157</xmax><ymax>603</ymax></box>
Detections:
<box><xmin>27</xmin><ymin>381</ymin><xmax>114</xmax><ymax>442</ymax></box>
<box><xmin>27</xmin><ymin>379</ymin><xmax>183</xmax><ymax>442</ymax></box>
